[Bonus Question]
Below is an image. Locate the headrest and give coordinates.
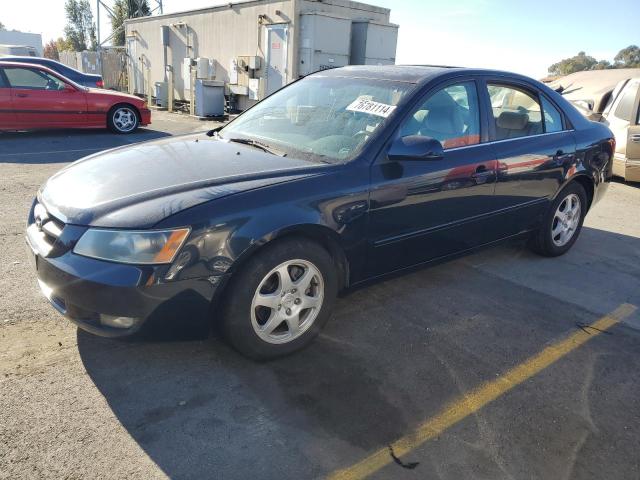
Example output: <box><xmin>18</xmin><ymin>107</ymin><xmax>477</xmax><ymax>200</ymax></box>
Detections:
<box><xmin>497</xmin><ymin>111</ymin><xmax>529</xmax><ymax>130</ymax></box>
<box><xmin>424</xmin><ymin>105</ymin><xmax>463</xmax><ymax>135</ymax></box>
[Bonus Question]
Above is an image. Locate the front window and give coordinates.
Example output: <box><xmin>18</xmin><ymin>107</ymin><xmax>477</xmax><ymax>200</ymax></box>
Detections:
<box><xmin>4</xmin><ymin>67</ymin><xmax>66</xmax><ymax>91</ymax></box>
<box><xmin>400</xmin><ymin>81</ymin><xmax>480</xmax><ymax>149</ymax></box>
<box><xmin>220</xmin><ymin>76</ymin><xmax>415</xmax><ymax>163</ymax></box>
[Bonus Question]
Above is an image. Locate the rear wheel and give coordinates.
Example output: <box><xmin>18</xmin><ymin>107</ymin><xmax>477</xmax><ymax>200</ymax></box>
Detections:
<box><xmin>529</xmin><ymin>182</ymin><xmax>587</xmax><ymax>257</ymax></box>
<box><xmin>220</xmin><ymin>238</ymin><xmax>338</xmax><ymax>360</ymax></box>
<box><xmin>107</xmin><ymin>105</ymin><xmax>139</xmax><ymax>134</ymax></box>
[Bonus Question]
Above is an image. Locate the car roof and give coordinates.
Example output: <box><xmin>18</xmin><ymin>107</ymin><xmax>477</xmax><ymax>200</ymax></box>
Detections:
<box><xmin>0</xmin><ymin>60</ymin><xmax>52</xmax><ymax>69</ymax></box>
<box><xmin>1</xmin><ymin>56</ymin><xmax>55</xmax><ymax>63</ymax></box>
<box><xmin>313</xmin><ymin>65</ymin><xmax>538</xmax><ymax>85</ymax></box>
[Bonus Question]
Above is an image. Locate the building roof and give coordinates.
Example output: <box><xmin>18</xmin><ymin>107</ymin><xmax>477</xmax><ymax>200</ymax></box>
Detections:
<box><xmin>125</xmin><ymin>0</ymin><xmax>390</xmax><ymax>24</ymax></box>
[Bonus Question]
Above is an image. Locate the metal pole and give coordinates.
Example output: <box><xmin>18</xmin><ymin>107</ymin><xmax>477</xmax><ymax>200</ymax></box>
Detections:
<box><xmin>190</xmin><ymin>68</ymin><xmax>195</xmax><ymax>116</ymax></box>
<box><xmin>167</xmin><ymin>67</ymin><xmax>174</xmax><ymax>113</ymax></box>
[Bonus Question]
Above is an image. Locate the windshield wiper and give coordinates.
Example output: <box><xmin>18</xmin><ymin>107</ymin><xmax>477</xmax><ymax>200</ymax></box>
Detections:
<box><xmin>226</xmin><ymin>137</ymin><xmax>287</xmax><ymax>157</ymax></box>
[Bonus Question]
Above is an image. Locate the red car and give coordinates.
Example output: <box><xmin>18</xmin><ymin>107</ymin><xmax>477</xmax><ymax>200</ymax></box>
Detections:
<box><xmin>0</xmin><ymin>61</ymin><xmax>151</xmax><ymax>134</ymax></box>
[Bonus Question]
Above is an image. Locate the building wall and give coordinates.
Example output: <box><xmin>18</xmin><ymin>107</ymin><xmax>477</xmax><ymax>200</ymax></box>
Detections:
<box><xmin>126</xmin><ymin>0</ymin><xmax>295</xmax><ymax>107</ymax></box>
<box><xmin>125</xmin><ymin>0</ymin><xmax>393</xmax><ymax>110</ymax></box>
<box><xmin>0</xmin><ymin>30</ymin><xmax>43</xmax><ymax>55</ymax></box>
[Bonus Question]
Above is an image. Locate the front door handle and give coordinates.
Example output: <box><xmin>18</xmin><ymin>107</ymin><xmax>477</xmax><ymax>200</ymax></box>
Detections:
<box><xmin>631</xmin><ymin>134</ymin><xmax>640</xmax><ymax>143</ymax></box>
<box><xmin>16</xmin><ymin>93</ymin><xmax>29</xmax><ymax>98</ymax></box>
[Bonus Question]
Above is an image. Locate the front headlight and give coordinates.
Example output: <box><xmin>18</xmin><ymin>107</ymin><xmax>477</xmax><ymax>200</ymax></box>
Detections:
<box><xmin>73</xmin><ymin>228</ymin><xmax>190</xmax><ymax>264</ymax></box>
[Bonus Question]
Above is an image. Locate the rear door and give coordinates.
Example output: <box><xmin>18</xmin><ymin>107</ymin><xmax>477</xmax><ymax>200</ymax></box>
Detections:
<box><xmin>0</xmin><ymin>68</ymin><xmax>17</xmax><ymax>129</ymax></box>
<box><xmin>4</xmin><ymin>66</ymin><xmax>87</xmax><ymax>128</ymax></box>
<box><xmin>483</xmin><ymin>79</ymin><xmax>576</xmax><ymax>237</ymax></box>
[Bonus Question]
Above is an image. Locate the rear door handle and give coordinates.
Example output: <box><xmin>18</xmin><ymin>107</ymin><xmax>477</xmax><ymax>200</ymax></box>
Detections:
<box><xmin>16</xmin><ymin>93</ymin><xmax>29</xmax><ymax>98</ymax></box>
<box><xmin>631</xmin><ymin>134</ymin><xmax>640</xmax><ymax>143</ymax></box>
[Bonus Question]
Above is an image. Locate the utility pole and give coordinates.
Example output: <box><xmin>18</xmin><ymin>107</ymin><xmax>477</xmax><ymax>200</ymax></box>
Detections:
<box><xmin>96</xmin><ymin>0</ymin><xmax>163</xmax><ymax>49</ymax></box>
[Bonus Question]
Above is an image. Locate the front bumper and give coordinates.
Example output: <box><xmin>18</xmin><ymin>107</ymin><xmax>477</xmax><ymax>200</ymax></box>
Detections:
<box><xmin>140</xmin><ymin>108</ymin><xmax>152</xmax><ymax>126</ymax></box>
<box><xmin>26</xmin><ymin>225</ymin><xmax>221</xmax><ymax>338</ymax></box>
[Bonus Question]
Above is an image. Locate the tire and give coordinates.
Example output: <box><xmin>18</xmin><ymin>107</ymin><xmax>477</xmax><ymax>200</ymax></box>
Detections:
<box><xmin>529</xmin><ymin>182</ymin><xmax>587</xmax><ymax>257</ymax></box>
<box><xmin>107</xmin><ymin>104</ymin><xmax>139</xmax><ymax>134</ymax></box>
<box><xmin>220</xmin><ymin>238</ymin><xmax>338</xmax><ymax>360</ymax></box>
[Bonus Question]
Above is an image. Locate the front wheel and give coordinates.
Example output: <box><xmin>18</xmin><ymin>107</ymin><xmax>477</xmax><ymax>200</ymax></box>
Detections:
<box><xmin>529</xmin><ymin>182</ymin><xmax>587</xmax><ymax>257</ymax></box>
<box><xmin>107</xmin><ymin>105</ymin><xmax>139</xmax><ymax>134</ymax></box>
<box><xmin>220</xmin><ymin>238</ymin><xmax>338</xmax><ymax>360</ymax></box>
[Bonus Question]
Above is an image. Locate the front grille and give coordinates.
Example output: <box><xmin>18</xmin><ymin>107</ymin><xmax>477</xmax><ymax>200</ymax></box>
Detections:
<box><xmin>33</xmin><ymin>203</ymin><xmax>66</xmax><ymax>251</ymax></box>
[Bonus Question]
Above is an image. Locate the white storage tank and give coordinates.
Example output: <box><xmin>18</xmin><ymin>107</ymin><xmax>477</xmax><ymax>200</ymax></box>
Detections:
<box><xmin>298</xmin><ymin>12</ymin><xmax>352</xmax><ymax>77</ymax></box>
<box><xmin>350</xmin><ymin>20</ymin><xmax>398</xmax><ymax>66</ymax></box>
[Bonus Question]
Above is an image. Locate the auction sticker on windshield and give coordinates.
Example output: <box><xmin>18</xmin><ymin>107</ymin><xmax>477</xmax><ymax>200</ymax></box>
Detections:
<box><xmin>346</xmin><ymin>97</ymin><xmax>397</xmax><ymax>118</ymax></box>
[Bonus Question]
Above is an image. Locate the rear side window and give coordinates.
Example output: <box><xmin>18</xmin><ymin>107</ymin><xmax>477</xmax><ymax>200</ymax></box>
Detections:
<box><xmin>614</xmin><ymin>84</ymin><xmax>638</xmax><ymax>122</ymax></box>
<box><xmin>400</xmin><ymin>81</ymin><xmax>481</xmax><ymax>149</ymax></box>
<box><xmin>4</xmin><ymin>67</ymin><xmax>65</xmax><ymax>90</ymax></box>
<box><xmin>488</xmin><ymin>84</ymin><xmax>543</xmax><ymax>140</ymax></box>
<box><xmin>540</xmin><ymin>96</ymin><xmax>563</xmax><ymax>133</ymax></box>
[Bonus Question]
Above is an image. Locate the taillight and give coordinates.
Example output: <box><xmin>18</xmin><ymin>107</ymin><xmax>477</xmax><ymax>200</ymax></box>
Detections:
<box><xmin>95</xmin><ymin>79</ymin><xmax>104</xmax><ymax>88</ymax></box>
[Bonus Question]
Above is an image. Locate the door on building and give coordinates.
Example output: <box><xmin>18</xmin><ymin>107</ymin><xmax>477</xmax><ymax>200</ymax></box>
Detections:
<box><xmin>265</xmin><ymin>24</ymin><xmax>288</xmax><ymax>96</ymax></box>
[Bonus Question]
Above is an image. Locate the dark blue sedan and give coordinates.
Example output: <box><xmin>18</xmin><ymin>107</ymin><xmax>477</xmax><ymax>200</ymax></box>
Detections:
<box><xmin>26</xmin><ymin>66</ymin><xmax>615</xmax><ymax>359</ymax></box>
<box><xmin>4</xmin><ymin>56</ymin><xmax>103</xmax><ymax>88</ymax></box>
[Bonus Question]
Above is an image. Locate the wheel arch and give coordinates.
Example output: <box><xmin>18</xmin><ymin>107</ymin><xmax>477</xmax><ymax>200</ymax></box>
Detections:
<box><xmin>555</xmin><ymin>173</ymin><xmax>595</xmax><ymax>211</ymax></box>
<box><xmin>214</xmin><ymin>224</ymin><xmax>351</xmax><ymax>307</ymax></box>
<box><xmin>107</xmin><ymin>102</ymin><xmax>142</xmax><ymax>122</ymax></box>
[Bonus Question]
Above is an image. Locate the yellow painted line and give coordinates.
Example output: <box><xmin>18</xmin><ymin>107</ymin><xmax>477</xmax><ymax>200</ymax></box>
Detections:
<box><xmin>327</xmin><ymin>303</ymin><xmax>637</xmax><ymax>480</ymax></box>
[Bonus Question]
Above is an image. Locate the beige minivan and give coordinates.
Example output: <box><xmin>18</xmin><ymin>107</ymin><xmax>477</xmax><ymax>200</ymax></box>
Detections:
<box><xmin>550</xmin><ymin>69</ymin><xmax>640</xmax><ymax>182</ymax></box>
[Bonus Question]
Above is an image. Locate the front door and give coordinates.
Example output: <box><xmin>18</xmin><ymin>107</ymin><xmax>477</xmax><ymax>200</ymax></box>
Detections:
<box><xmin>4</xmin><ymin>66</ymin><xmax>87</xmax><ymax>128</ymax></box>
<box><xmin>265</xmin><ymin>24</ymin><xmax>288</xmax><ymax>96</ymax></box>
<box><xmin>367</xmin><ymin>80</ymin><xmax>499</xmax><ymax>276</ymax></box>
<box><xmin>485</xmin><ymin>81</ymin><xmax>576</xmax><ymax>236</ymax></box>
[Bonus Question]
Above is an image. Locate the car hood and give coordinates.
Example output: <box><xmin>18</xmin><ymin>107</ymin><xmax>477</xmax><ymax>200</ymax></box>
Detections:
<box><xmin>39</xmin><ymin>134</ymin><xmax>326</xmax><ymax>228</ymax></box>
<box><xmin>84</xmin><ymin>87</ymin><xmax>143</xmax><ymax>103</ymax></box>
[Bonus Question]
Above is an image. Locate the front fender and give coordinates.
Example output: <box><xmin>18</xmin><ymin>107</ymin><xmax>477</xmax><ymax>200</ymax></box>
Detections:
<box><xmin>154</xmin><ymin>164</ymin><xmax>371</xmax><ymax>285</ymax></box>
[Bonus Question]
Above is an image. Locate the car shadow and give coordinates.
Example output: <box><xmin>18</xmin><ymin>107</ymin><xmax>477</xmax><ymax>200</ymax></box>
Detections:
<box><xmin>77</xmin><ymin>227</ymin><xmax>640</xmax><ymax>479</ymax></box>
<box><xmin>0</xmin><ymin>128</ymin><xmax>172</xmax><ymax>164</ymax></box>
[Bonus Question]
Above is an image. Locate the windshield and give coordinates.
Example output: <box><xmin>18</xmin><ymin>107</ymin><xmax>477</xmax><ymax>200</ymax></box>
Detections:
<box><xmin>219</xmin><ymin>76</ymin><xmax>415</xmax><ymax>163</ymax></box>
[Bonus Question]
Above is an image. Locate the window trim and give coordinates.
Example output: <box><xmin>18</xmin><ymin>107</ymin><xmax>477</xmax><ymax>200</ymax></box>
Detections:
<box><xmin>391</xmin><ymin>76</ymin><xmax>486</xmax><ymax>151</ymax></box>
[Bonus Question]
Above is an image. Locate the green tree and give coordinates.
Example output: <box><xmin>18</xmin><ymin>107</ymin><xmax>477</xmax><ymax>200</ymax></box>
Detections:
<box><xmin>614</xmin><ymin>45</ymin><xmax>640</xmax><ymax>68</ymax></box>
<box><xmin>111</xmin><ymin>0</ymin><xmax>150</xmax><ymax>46</ymax></box>
<box><xmin>593</xmin><ymin>60</ymin><xmax>611</xmax><ymax>70</ymax></box>
<box><xmin>55</xmin><ymin>37</ymin><xmax>74</xmax><ymax>53</ymax></box>
<box><xmin>64</xmin><ymin>0</ymin><xmax>97</xmax><ymax>51</ymax></box>
<box><xmin>43</xmin><ymin>39</ymin><xmax>60</xmax><ymax>60</ymax></box>
<box><xmin>548</xmin><ymin>51</ymin><xmax>599</xmax><ymax>76</ymax></box>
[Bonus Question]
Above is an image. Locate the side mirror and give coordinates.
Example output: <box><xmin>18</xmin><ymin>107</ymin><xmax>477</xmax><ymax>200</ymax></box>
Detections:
<box><xmin>63</xmin><ymin>84</ymin><xmax>76</xmax><ymax>93</ymax></box>
<box><xmin>388</xmin><ymin>135</ymin><xmax>444</xmax><ymax>161</ymax></box>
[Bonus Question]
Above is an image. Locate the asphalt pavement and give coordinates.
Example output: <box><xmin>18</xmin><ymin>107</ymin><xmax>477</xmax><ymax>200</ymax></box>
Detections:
<box><xmin>1</xmin><ymin>112</ymin><xmax>639</xmax><ymax>479</ymax></box>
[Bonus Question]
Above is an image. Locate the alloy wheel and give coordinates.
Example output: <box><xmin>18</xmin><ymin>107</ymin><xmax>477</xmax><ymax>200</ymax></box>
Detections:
<box><xmin>250</xmin><ymin>259</ymin><xmax>324</xmax><ymax>344</ymax></box>
<box><xmin>112</xmin><ymin>107</ymin><xmax>137</xmax><ymax>133</ymax></box>
<box><xmin>551</xmin><ymin>193</ymin><xmax>581</xmax><ymax>247</ymax></box>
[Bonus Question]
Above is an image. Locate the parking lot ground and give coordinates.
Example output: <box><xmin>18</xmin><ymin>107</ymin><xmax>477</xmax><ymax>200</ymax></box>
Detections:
<box><xmin>1</xmin><ymin>117</ymin><xmax>640</xmax><ymax>479</ymax></box>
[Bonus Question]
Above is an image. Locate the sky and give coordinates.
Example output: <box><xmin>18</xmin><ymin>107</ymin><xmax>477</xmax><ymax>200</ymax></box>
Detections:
<box><xmin>1</xmin><ymin>0</ymin><xmax>638</xmax><ymax>78</ymax></box>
